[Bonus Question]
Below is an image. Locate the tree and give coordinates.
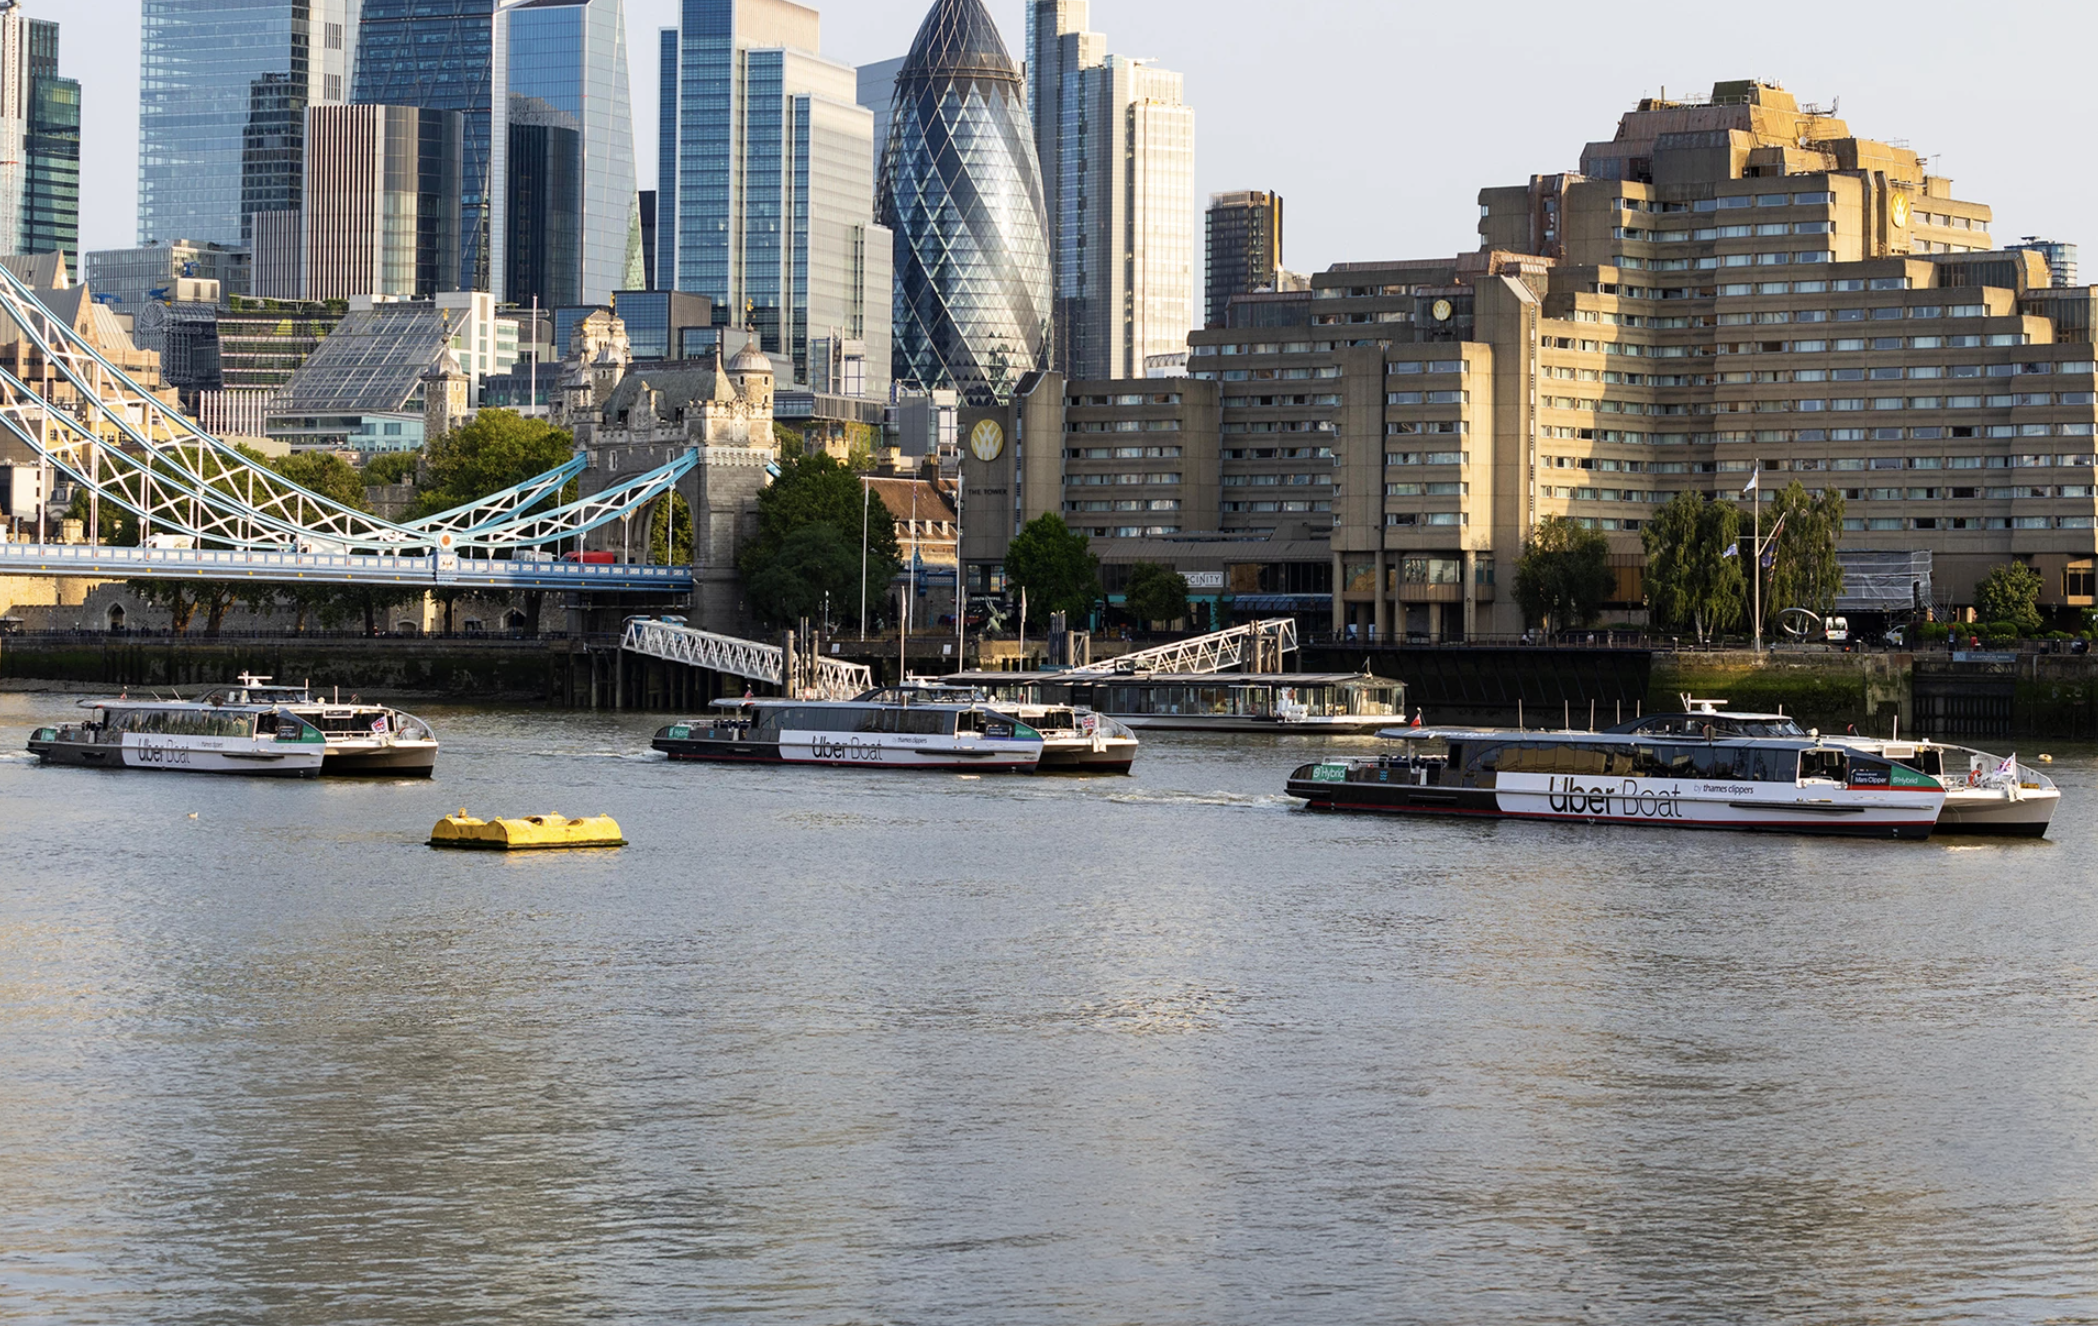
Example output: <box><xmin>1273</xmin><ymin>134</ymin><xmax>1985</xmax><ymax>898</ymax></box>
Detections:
<box><xmin>1641</xmin><ymin>492</ymin><xmax>1745</xmax><ymax>644</ymax></box>
<box><xmin>362</xmin><ymin>451</ymin><xmax>421</xmax><ymax>487</ymax></box>
<box><xmin>269</xmin><ymin>451</ymin><xmax>369</xmax><ymax>509</ymax></box>
<box><xmin>1512</xmin><ymin>515</ymin><xmax>1614</xmax><ymax>634</ymax></box>
<box><xmin>65</xmin><ymin>487</ymin><xmax>139</xmax><ymax>546</ymax></box>
<box><xmin>739</xmin><ymin>454</ymin><xmax>899</xmax><ymax>627</ymax></box>
<box><xmin>1974</xmin><ymin>562</ymin><xmax>2044</xmax><ymax>635</ymax></box>
<box><xmin>1004</xmin><ymin>514</ymin><xmax>1100</xmax><ymax>627</ymax></box>
<box><xmin>650</xmin><ymin>492</ymin><xmax>693</xmax><ymax>565</ymax></box>
<box><xmin>1122</xmin><ymin>562</ymin><xmax>1190</xmax><ymax>627</ymax></box>
<box><xmin>743</xmin><ymin>524</ymin><xmax>863</xmax><ymax>629</ymax></box>
<box><xmin>1762</xmin><ymin>481</ymin><xmax>1845</xmax><ymax>627</ymax></box>
<box><xmin>125</xmin><ymin>580</ymin><xmax>247</xmax><ymax>637</ymax></box>
<box><xmin>412</xmin><ymin>409</ymin><xmax>575</xmax><ymax>519</ymax></box>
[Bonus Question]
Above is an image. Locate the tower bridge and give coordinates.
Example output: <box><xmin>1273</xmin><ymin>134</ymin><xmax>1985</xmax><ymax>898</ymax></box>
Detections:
<box><xmin>0</xmin><ymin>264</ymin><xmax>694</xmax><ymax>593</ymax></box>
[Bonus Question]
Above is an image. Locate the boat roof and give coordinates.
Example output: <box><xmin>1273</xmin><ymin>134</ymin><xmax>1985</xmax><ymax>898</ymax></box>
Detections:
<box><xmin>77</xmin><ymin>697</ymin><xmax>282</xmax><ymax>714</ymax></box>
<box><xmin>945</xmin><ymin>670</ymin><xmax>1394</xmax><ymax>686</ymax></box>
<box><xmin>1378</xmin><ymin>725</ymin><xmax>1837</xmax><ymax>749</ymax></box>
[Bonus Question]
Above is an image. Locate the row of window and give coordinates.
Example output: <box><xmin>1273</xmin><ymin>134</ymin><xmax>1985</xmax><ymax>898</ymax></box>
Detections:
<box><xmin>1222</xmin><ymin>446</ymin><xmax>1333</xmax><ymax>460</ymax></box>
<box><xmin>1066</xmin><ymin>446</ymin><xmax>1184</xmax><ymax>459</ymax></box>
<box><xmin>1222</xmin><ymin>501</ymin><xmax>1330</xmax><ymax>514</ymax></box>
<box><xmin>1068</xmin><ymin>472</ymin><xmax>1183</xmax><ymax>486</ymax></box>
<box><xmin>1223</xmin><ymin>474</ymin><xmax>1329</xmax><ymax>487</ymax></box>
<box><xmin>1386</xmin><ymin>483</ymin><xmax>1467</xmax><ymax>497</ymax></box>
<box><xmin>1536</xmin><ymin>333</ymin><xmax>2033</xmax><ymax>361</ymax></box>
<box><xmin>1620</xmin><ymin>191</ymin><xmax>1838</xmax><ymax>213</ymax></box>
<box><xmin>1384</xmin><ymin>513</ymin><xmax>1469</xmax><ymax>526</ymax></box>
<box><xmin>1537</xmin><ymin>426</ymin><xmax>2098</xmax><ymax>446</ymax></box>
<box><xmin>1222</xmin><ymin>394</ymin><xmax>1344</xmax><ymax>407</ymax></box>
<box><xmin>1545</xmin><ymin>453</ymin><xmax>2098</xmax><ymax>474</ymax></box>
<box><xmin>1080</xmin><ymin>526</ymin><xmax>1183</xmax><ymax>538</ymax></box>
<box><xmin>1194</xmin><ymin>368</ymin><xmax>1345</xmax><ymax>382</ymax></box>
<box><xmin>1388</xmin><ymin>421</ymin><xmax>1468</xmax><ymax>436</ymax></box>
<box><xmin>1547</xmin><ymin>392</ymin><xmax>2095</xmax><ymax>415</ymax></box>
<box><xmin>1067</xmin><ymin>420</ymin><xmax>1181</xmax><ymax>433</ymax></box>
<box><xmin>1542</xmin><ymin>362</ymin><xmax>2081</xmax><ymax>387</ymax></box>
<box><xmin>1388</xmin><ymin>391</ymin><xmax>1468</xmax><ymax>406</ymax></box>
<box><xmin>1615</xmin><ymin>222</ymin><xmax>1838</xmax><ymax>241</ymax></box>
<box><xmin>1222</xmin><ymin>420</ymin><xmax>1337</xmax><ymax>435</ymax></box>
<box><xmin>1387</xmin><ymin>451</ymin><xmax>1469</xmax><ymax>467</ymax></box>
<box><xmin>1068</xmin><ymin>393</ymin><xmax>1181</xmax><ymax>406</ymax></box>
<box><xmin>1384</xmin><ymin>360</ymin><xmax>1468</xmax><ymax>376</ymax></box>
<box><xmin>1619</xmin><ymin>251</ymin><xmax>1837</xmax><ymax>271</ymax></box>
<box><xmin>1066</xmin><ymin>500</ymin><xmax>1183</xmax><ymax>512</ymax></box>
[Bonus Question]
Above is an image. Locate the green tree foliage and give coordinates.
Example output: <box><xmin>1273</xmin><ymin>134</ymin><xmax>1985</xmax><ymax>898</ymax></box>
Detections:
<box><xmin>269</xmin><ymin>451</ymin><xmax>370</xmax><ymax>511</ymax></box>
<box><xmin>66</xmin><ymin>487</ymin><xmax>138</xmax><ymax>546</ymax></box>
<box><xmin>1973</xmin><ymin>562</ymin><xmax>2044</xmax><ymax>635</ymax></box>
<box><xmin>124</xmin><ymin>580</ymin><xmax>248</xmax><ymax>637</ymax></box>
<box><xmin>1762</xmin><ymin>481</ymin><xmax>1846</xmax><ymax>624</ymax></box>
<box><xmin>361</xmin><ymin>451</ymin><xmax>421</xmax><ymax>487</ymax></box>
<box><xmin>412</xmin><ymin>410</ymin><xmax>574</xmax><ymax>518</ymax></box>
<box><xmin>650</xmin><ymin>492</ymin><xmax>693</xmax><ymax>565</ymax></box>
<box><xmin>1641</xmin><ymin>492</ymin><xmax>1745</xmax><ymax>644</ymax></box>
<box><xmin>742</xmin><ymin>524</ymin><xmax>863</xmax><ymax>629</ymax></box>
<box><xmin>739</xmin><ymin>454</ymin><xmax>900</xmax><ymax>627</ymax></box>
<box><xmin>1513</xmin><ymin>515</ymin><xmax>1614</xmax><ymax>633</ymax></box>
<box><xmin>1121</xmin><ymin>562</ymin><xmax>1190</xmax><ymax>627</ymax></box>
<box><xmin>1005</xmin><ymin>514</ymin><xmax>1101</xmax><ymax>627</ymax></box>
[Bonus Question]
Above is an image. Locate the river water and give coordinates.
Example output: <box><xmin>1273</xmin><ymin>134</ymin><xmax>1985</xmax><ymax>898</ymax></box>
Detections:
<box><xmin>2</xmin><ymin>693</ymin><xmax>2095</xmax><ymax>1324</ymax></box>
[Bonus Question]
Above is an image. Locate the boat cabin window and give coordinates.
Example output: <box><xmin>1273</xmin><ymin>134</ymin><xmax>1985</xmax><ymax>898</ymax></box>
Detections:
<box><xmin>1465</xmin><ymin>740</ymin><xmax>1802</xmax><ymax>782</ymax></box>
<box><xmin>1620</xmin><ymin>714</ymin><xmax>1807</xmax><ymax>739</ymax></box>
<box><xmin>1889</xmin><ymin>749</ymin><xmax>1944</xmax><ymax>778</ymax></box>
<box><xmin>110</xmin><ymin>708</ymin><xmax>259</xmax><ymax>740</ymax></box>
<box><xmin>766</xmin><ymin>705</ymin><xmax>958</xmax><ymax>737</ymax></box>
<box><xmin>1799</xmin><ymin>749</ymin><xmax>1849</xmax><ymax>783</ymax></box>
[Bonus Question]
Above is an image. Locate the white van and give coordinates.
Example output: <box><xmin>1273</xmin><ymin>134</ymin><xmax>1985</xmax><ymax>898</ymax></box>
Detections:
<box><xmin>1825</xmin><ymin>616</ymin><xmax>1850</xmax><ymax>644</ymax></box>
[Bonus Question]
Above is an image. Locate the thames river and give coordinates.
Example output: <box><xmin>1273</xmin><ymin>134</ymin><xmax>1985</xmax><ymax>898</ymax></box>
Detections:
<box><xmin>2</xmin><ymin>693</ymin><xmax>2094</xmax><ymax>1324</ymax></box>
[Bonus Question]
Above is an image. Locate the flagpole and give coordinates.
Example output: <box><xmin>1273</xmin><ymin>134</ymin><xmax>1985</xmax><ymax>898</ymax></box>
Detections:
<box><xmin>1751</xmin><ymin>468</ymin><xmax>1763</xmax><ymax>657</ymax></box>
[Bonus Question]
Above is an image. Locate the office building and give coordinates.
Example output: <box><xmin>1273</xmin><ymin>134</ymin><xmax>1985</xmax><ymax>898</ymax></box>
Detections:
<box><xmin>1206</xmin><ymin>190</ymin><xmax>1283</xmax><ymax>328</ymax></box>
<box><xmin>85</xmin><ymin>240</ymin><xmax>251</xmax><ymax>313</ymax></box>
<box><xmin>658</xmin><ymin>0</ymin><xmax>891</xmax><ymax>391</ymax></box>
<box><xmin>301</xmin><ymin>103</ymin><xmax>464</xmax><ymax>301</ymax></box>
<box><xmin>881</xmin><ymin>0</ymin><xmax>1050</xmax><ymax>406</ymax></box>
<box><xmin>354</xmin><ymin>0</ymin><xmax>495</xmax><ymax>292</ymax></box>
<box><xmin>3</xmin><ymin>8</ymin><xmax>78</xmax><ymax>266</ymax></box>
<box><xmin>268</xmin><ymin>291</ymin><xmax>515</xmax><ymax>450</ymax></box>
<box><xmin>2008</xmin><ymin>238</ymin><xmax>2079</xmax><ymax>290</ymax></box>
<box><xmin>612</xmin><ymin>289</ymin><xmax>713</xmax><ymax>360</ymax></box>
<box><xmin>637</xmin><ymin>189</ymin><xmax>658</xmax><ymax>289</ymax></box>
<box><xmin>855</xmin><ymin>54</ymin><xmax>903</xmax><ymax>181</ymax></box>
<box><xmin>1027</xmin><ymin>2</ymin><xmax>1195</xmax><ymax>380</ymax></box>
<box><xmin>492</xmin><ymin>0</ymin><xmax>642</xmax><ymax>308</ymax></box>
<box><xmin>138</xmin><ymin>0</ymin><xmax>354</xmax><ymax>248</ymax></box>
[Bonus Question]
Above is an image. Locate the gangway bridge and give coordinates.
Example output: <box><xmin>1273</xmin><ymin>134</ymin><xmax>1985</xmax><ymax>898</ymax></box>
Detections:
<box><xmin>622</xmin><ymin>618</ymin><xmax>873</xmax><ymax>701</ymax></box>
<box><xmin>0</xmin><ymin>263</ymin><xmax>692</xmax><ymax>592</ymax></box>
<box><xmin>1067</xmin><ymin>619</ymin><xmax>1298</xmax><ymax>675</ymax></box>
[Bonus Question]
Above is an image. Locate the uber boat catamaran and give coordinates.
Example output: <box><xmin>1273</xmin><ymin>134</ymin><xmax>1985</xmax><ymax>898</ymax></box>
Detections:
<box><xmin>856</xmin><ymin>682</ymin><xmax>1140</xmax><ymax>773</ymax></box>
<box><xmin>1286</xmin><ymin>707</ymin><xmax>1946</xmax><ymax>839</ymax></box>
<box><xmin>197</xmin><ymin>675</ymin><xmax>440</xmax><ymax>777</ymax></box>
<box><xmin>28</xmin><ymin>697</ymin><xmax>329</xmax><ymax>777</ymax></box>
<box><xmin>653</xmin><ymin>696</ymin><xmax>1046</xmax><ymax>772</ymax></box>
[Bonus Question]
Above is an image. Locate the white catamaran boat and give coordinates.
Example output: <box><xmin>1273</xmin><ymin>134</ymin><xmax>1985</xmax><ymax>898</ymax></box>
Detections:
<box><xmin>945</xmin><ymin>670</ymin><xmax>1405</xmax><ymax>734</ymax></box>
<box><xmin>1288</xmin><ymin>707</ymin><xmax>1945</xmax><ymax>839</ymax></box>
<box><xmin>28</xmin><ymin>697</ymin><xmax>329</xmax><ymax>777</ymax></box>
<box><xmin>653</xmin><ymin>697</ymin><xmax>1046</xmax><ymax>772</ymax></box>
<box><xmin>856</xmin><ymin>682</ymin><xmax>1140</xmax><ymax>773</ymax></box>
<box><xmin>196</xmin><ymin>675</ymin><xmax>439</xmax><ymax>777</ymax></box>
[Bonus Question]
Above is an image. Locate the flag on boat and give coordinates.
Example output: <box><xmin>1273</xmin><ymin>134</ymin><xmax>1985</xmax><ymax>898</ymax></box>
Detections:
<box><xmin>371</xmin><ymin>715</ymin><xmax>389</xmax><ymax>734</ymax></box>
<box><xmin>1998</xmin><ymin>754</ymin><xmax>2017</xmax><ymax>776</ymax></box>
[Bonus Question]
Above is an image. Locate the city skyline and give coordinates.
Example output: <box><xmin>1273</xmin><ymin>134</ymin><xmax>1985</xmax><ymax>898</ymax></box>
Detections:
<box><xmin>53</xmin><ymin>0</ymin><xmax>2098</xmax><ymax>278</ymax></box>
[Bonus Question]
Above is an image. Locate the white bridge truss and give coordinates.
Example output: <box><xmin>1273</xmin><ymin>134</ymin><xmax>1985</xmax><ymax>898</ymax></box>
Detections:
<box><xmin>1067</xmin><ymin>618</ymin><xmax>1299</xmax><ymax>675</ymax></box>
<box><xmin>0</xmin><ymin>264</ymin><xmax>696</xmax><ymax>586</ymax></box>
<box><xmin>623</xmin><ymin>619</ymin><xmax>874</xmax><ymax>701</ymax></box>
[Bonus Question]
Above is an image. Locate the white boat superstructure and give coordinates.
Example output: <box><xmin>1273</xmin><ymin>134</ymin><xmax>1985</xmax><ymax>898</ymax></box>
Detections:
<box><xmin>28</xmin><ymin>698</ymin><xmax>329</xmax><ymax>777</ymax></box>
<box><xmin>859</xmin><ymin>682</ymin><xmax>1139</xmax><ymax>773</ymax></box>
<box><xmin>199</xmin><ymin>674</ymin><xmax>439</xmax><ymax>777</ymax></box>
<box><xmin>655</xmin><ymin>697</ymin><xmax>1046</xmax><ymax>772</ymax></box>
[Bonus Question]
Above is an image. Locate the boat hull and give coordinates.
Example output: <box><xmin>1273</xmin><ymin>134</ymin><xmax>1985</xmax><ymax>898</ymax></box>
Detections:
<box><xmin>1035</xmin><ymin>737</ymin><xmax>1138</xmax><ymax>773</ymax></box>
<box><xmin>1287</xmin><ymin>767</ymin><xmax>1940</xmax><ymax>840</ymax></box>
<box><xmin>1117</xmin><ymin>715</ymin><xmax>1390</xmax><ymax>734</ymax></box>
<box><xmin>29</xmin><ymin>735</ymin><xmax>323</xmax><ymax>778</ymax></box>
<box><xmin>1934</xmin><ymin>787</ymin><xmax>2059</xmax><ymax>837</ymax></box>
<box><xmin>654</xmin><ymin>733</ymin><xmax>1039</xmax><ymax>772</ymax></box>
<box><xmin>321</xmin><ymin>740</ymin><xmax>440</xmax><ymax>777</ymax></box>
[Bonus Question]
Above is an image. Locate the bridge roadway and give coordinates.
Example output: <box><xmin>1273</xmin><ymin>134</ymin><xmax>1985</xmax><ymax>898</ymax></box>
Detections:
<box><xmin>0</xmin><ymin>542</ymin><xmax>693</xmax><ymax>592</ymax></box>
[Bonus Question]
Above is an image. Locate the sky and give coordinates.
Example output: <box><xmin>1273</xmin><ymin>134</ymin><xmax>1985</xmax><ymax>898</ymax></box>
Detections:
<box><xmin>60</xmin><ymin>0</ymin><xmax>2098</xmax><ymax>273</ymax></box>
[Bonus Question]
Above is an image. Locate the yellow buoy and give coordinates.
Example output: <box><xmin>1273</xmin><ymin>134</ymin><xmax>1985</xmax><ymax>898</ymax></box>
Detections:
<box><xmin>428</xmin><ymin>809</ymin><xmax>627</xmax><ymax>851</ymax></box>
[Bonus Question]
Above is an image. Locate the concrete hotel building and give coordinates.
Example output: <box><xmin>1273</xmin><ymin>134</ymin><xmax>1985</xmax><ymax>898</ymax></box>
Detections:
<box><xmin>1159</xmin><ymin>81</ymin><xmax>2098</xmax><ymax>639</ymax></box>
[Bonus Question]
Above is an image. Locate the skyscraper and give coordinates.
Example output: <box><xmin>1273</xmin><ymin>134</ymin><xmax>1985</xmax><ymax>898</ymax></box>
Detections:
<box><xmin>301</xmin><ymin>103</ymin><xmax>463</xmax><ymax>300</ymax></box>
<box><xmin>659</xmin><ymin>0</ymin><xmax>891</xmax><ymax>390</ymax></box>
<box><xmin>1027</xmin><ymin>2</ymin><xmax>1194</xmax><ymax>380</ymax></box>
<box><xmin>1205</xmin><ymin>190</ymin><xmax>1283</xmax><ymax>327</ymax></box>
<box><xmin>354</xmin><ymin>0</ymin><xmax>494</xmax><ymax>292</ymax></box>
<box><xmin>0</xmin><ymin>4</ymin><xmax>77</xmax><ymax>264</ymax></box>
<box><xmin>492</xmin><ymin>0</ymin><xmax>641</xmax><ymax>308</ymax></box>
<box><xmin>138</xmin><ymin>0</ymin><xmax>355</xmax><ymax>248</ymax></box>
<box><xmin>854</xmin><ymin>55</ymin><xmax>903</xmax><ymax>182</ymax></box>
<box><xmin>880</xmin><ymin>0</ymin><xmax>1050</xmax><ymax>405</ymax></box>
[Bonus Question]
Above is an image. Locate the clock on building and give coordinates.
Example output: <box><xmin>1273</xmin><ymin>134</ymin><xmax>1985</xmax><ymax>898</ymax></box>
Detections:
<box><xmin>969</xmin><ymin>418</ymin><xmax>1006</xmax><ymax>462</ymax></box>
<box><xmin>1431</xmin><ymin>299</ymin><xmax>1454</xmax><ymax>322</ymax></box>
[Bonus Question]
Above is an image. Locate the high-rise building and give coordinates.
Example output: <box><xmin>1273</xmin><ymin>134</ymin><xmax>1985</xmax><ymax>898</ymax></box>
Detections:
<box><xmin>854</xmin><ymin>54</ymin><xmax>903</xmax><ymax>181</ymax></box>
<box><xmin>658</xmin><ymin>0</ymin><xmax>891</xmax><ymax>392</ymax></box>
<box><xmin>354</xmin><ymin>0</ymin><xmax>495</xmax><ymax>292</ymax></box>
<box><xmin>1026</xmin><ymin>2</ymin><xmax>1195</xmax><ymax>380</ymax></box>
<box><xmin>492</xmin><ymin>0</ymin><xmax>642</xmax><ymax>309</ymax></box>
<box><xmin>0</xmin><ymin>8</ymin><xmax>78</xmax><ymax>266</ymax></box>
<box><xmin>881</xmin><ymin>0</ymin><xmax>1050</xmax><ymax>406</ymax></box>
<box><xmin>2008</xmin><ymin>238</ymin><xmax>2079</xmax><ymax>289</ymax></box>
<box><xmin>301</xmin><ymin>103</ymin><xmax>464</xmax><ymax>301</ymax></box>
<box><xmin>637</xmin><ymin>189</ymin><xmax>657</xmax><ymax>289</ymax></box>
<box><xmin>1206</xmin><ymin>190</ymin><xmax>1283</xmax><ymax>328</ymax></box>
<box><xmin>138</xmin><ymin>0</ymin><xmax>355</xmax><ymax>248</ymax></box>
<box><xmin>85</xmin><ymin>240</ymin><xmax>251</xmax><ymax>313</ymax></box>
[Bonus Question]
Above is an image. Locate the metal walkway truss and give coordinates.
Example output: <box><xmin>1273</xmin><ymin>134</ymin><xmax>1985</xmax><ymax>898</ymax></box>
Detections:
<box><xmin>1068</xmin><ymin>619</ymin><xmax>1299</xmax><ymax>675</ymax></box>
<box><xmin>622</xmin><ymin>619</ymin><xmax>874</xmax><ymax>701</ymax></box>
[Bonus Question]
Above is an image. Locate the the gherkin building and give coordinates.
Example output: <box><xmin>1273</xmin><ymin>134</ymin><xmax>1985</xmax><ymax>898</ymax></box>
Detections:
<box><xmin>879</xmin><ymin>0</ymin><xmax>1052</xmax><ymax>406</ymax></box>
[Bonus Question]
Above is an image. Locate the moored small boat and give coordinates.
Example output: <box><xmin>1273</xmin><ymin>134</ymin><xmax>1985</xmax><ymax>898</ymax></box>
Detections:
<box><xmin>199</xmin><ymin>675</ymin><xmax>439</xmax><ymax>777</ymax></box>
<box><xmin>28</xmin><ymin>697</ymin><xmax>328</xmax><ymax>778</ymax></box>
<box><xmin>654</xmin><ymin>696</ymin><xmax>1045</xmax><ymax>772</ymax></box>
<box><xmin>857</xmin><ymin>682</ymin><xmax>1139</xmax><ymax>773</ymax></box>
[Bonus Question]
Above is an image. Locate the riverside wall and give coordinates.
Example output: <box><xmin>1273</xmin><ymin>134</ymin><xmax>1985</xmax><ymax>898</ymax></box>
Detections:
<box><xmin>0</xmin><ymin>636</ymin><xmax>565</xmax><ymax>701</ymax></box>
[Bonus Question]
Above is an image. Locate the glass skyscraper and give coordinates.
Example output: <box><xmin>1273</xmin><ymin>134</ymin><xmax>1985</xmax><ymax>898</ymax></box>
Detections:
<box><xmin>880</xmin><ymin>0</ymin><xmax>1051</xmax><ymax>405</ymax></box>
<box><xmin>138</xmin><ymin>0</ymin><xmax>353</xmax><ymax>247</ymax></box>
<box><xmin>354</xmin><ymin>0</ymin><xmax>494</xmax><ymax>292</ymax></box>
<box><xmin>0</xmin><ymin>5</ymin><xmax>78</xmax><ymax>264</ymax></box>
<box><xmin>659</xmin><ymin>0</ymin><xmax>890</xmax><ymax>392</ymax></box>
<box><xmin>494</xmin><ymin>0</ymin><xmax>641</xmax><ymax>309</ymax></box>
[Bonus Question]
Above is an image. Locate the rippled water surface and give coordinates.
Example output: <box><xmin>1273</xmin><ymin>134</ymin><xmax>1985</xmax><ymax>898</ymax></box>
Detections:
<box><xmin>3</xmin><ymin>693</ymin><xmax>2096</xmax><ymax>1324</ymax></box>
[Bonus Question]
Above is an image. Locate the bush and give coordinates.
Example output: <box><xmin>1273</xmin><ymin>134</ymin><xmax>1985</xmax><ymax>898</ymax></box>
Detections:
<box><xmin>1913</xmin><ymin>622</ymin><xmax>1951</xmax><ymax>644</ymax></box>
<box><xmin>2046</xmin><ymin>631</ymin><xmax>2072</xmax><ymax>642</ymax></box>
<box><xmin>1983</xmin><ymin>621</ymin><xmax>2023</xmax><ymax>640</ymax></box>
